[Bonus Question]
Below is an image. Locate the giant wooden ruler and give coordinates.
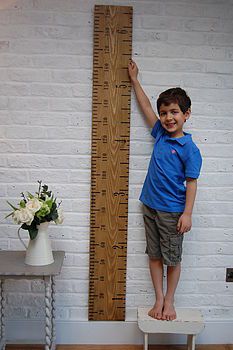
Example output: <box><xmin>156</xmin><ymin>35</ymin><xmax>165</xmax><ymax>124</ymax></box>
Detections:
<box><xmin>88</xmin><ymin>5</ymin><xmax>133</xmax><ymax>321</ymax></box>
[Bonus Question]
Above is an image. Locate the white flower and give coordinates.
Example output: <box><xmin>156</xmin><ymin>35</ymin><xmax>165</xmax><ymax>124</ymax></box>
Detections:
<box><xmin>55</xmin><ymin>208</ymin><xmax>64</xmax><ymax>224</ymax></box>
<box><xmin>12</xmin><ymin>208</ymin><xmax>34</xmax><ymax>226</ymax></box>
<box><xmin>26</xmin><ymin>198</ymin><xmax>42</xmax><ymax>213</ymax></box>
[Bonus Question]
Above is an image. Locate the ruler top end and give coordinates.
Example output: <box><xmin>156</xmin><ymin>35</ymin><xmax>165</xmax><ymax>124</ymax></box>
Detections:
<box><xmin>94</xmin><ymin>4</ymin><xmax>133</xmax><ymax>13</ymax></box>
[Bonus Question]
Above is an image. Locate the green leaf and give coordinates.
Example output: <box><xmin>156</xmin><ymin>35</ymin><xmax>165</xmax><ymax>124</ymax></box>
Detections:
<box><xmin>4</xmin><ymin>211</ymin><xmax>14</xmax><ymax>219</ymax></box>
<box><xmin>42</xmin><ymin>184</ymin><xmax>48</xmax><ymax>192</ymax></box>
<box><xmin>19</xmin><ymin>200</ymin><xmax>26</xmax><ymax>208</ymax></box>
<box><xmin>50</xmin><ymin>211</ymin><xmax>58</xmax><ymax>221</ymax></box>
<box><xmin>34</xmin><ymin>216</ymin><xmax>40</xmax><ymax>225</ymax></box>
<box><xmin>6</xmin><ymin>200</ymin><xmax>18</xmax><ymax>211</ymax></box>
<box><xmin>28</xmin><ymin>226</ymin><xmax>38</xmax><ymax>240</ymax></box>
<box><xmin>45</xmin><ymin>198</ymin><xmax>54</xmax><ymax>209</ymax></box>
<box><xmin>21</xmin><ymin>223</ymin><xmax>30</xmax><ymax>230</ymax></box>
<box><xmin>22</xmin><ymin>221</ymin><xmax>38</xmax><ymax>240</ymax></box>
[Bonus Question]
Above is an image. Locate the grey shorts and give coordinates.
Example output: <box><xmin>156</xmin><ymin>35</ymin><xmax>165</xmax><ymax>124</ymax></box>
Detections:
<box><xmin>142</xmin><ymin>204</ymin><xmax>184</xmax><ymax>266</ymax></box>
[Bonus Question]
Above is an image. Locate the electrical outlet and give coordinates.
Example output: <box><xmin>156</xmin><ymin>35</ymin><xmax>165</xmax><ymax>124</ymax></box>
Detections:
<box><xmin>226</xmin><ymin>268</ymin><xmax>233</xmax><ymax>282</ymax></box>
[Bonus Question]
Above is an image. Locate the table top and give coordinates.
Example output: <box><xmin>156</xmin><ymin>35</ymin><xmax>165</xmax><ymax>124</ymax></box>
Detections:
<box><xmin>0</xmin><ymin>250</ymin><xmax>65</xmax><ymax>277</ymax></box>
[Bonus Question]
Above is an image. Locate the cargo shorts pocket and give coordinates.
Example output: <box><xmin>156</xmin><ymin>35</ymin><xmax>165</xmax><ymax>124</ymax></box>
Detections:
<box><xmin>169</xmin><ymin>235</ymin><xmax>183</xmax><ymax>263</ymax></box>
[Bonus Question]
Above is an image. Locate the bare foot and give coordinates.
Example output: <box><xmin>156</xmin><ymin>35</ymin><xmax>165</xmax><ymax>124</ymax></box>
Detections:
<box><xmin>148</xmin><ymin>298</ymin><xmax>164</xmax><ymax>320</ymax></box>
<box><xmin>162</xmin><ymin>299</ymin><xmax>176</xmax><ymax>321</ymax></box>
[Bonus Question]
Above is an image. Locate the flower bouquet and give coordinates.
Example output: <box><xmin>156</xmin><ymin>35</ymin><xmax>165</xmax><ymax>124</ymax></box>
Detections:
<box><xmin>6</xmin><ymin>181</ymin><xmax>64</xmax><ymax>240</ymax></box>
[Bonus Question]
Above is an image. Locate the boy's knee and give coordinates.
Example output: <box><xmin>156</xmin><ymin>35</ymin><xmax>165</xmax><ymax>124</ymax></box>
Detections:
<box><xmin>149</xmin><ymin>256</ymin><xmax>163</xmax><ymax>264</ymax></box>
<box><xmin>167</xmin><ymin>262</ymin><xmax>181</xmax><ymax>269</ymax></box>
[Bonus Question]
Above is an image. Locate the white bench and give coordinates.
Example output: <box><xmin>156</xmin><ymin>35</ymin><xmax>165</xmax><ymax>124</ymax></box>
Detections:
<box><xmin>138</xmin><ymin>307</ymin><xmax>204</xmax><ymax>350</ymax></box>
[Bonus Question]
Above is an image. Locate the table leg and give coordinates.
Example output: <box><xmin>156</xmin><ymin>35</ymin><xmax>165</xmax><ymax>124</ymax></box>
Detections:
<box><xmin>51</xmin><ymin>276</ymin><xmax>56</xmax><ymax>350</ymax></box>
<box><xmin>0</xmin><ymin>280</ymin><xmax>6</xmax><ymax>350</ymax></box>
<box><xmin>44</xmin><ymin>276</ymin><xmax>52</xmax><ymax>350</ymax></box>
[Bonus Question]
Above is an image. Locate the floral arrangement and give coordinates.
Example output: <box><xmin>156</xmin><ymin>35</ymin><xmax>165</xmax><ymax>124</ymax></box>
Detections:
<box><xmin>6</xmin><ymin>181</ymin><xmax>64</xmax><ymax>240</ymax></box>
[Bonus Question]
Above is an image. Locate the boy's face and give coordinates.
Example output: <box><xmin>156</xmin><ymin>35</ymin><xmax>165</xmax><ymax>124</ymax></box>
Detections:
<box><xmin>159</xmin><ymin>103</ymin><xmax>190</xmax><ymax>138</ymax></box>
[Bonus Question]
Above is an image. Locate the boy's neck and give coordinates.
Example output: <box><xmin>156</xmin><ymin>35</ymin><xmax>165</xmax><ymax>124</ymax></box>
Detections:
<box><xmin>168</xmin><ymin>131</ymin><xmax>184</xmax><ymax>138</ymax></box>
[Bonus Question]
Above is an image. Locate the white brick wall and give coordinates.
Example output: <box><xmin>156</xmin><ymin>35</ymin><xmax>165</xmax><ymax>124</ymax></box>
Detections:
<box><xmin>0</xmin><ymin>0</ymin><xmax>233</xmax><ymax>343</ymax></box>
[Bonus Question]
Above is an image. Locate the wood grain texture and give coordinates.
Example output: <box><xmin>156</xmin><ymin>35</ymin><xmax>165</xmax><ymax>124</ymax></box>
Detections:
<box><xmin>89</xmin><ymin>4</ymin><xmax>133</xmax><ymax>321</ymax></box>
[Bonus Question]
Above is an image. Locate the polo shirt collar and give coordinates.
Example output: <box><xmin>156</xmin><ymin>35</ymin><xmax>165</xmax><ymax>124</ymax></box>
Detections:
<box><xmin>165</xmin><ymin>132</ymin><xmax>192</xmax><ymax>146</ymax></box>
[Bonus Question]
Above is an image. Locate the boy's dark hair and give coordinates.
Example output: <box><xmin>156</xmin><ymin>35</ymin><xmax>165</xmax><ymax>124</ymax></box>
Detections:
<box><xmin>157</xmin><ymin>87</ymin><xmax>191</xmax><ymax>114</ymax></box>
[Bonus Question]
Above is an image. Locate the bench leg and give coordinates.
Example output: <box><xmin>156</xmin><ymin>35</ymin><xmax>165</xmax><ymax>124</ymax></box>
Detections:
<box><xmin>187</xmin><ymin>334</ymin><xmax>195</xmax><ymax>350</ymax></box>
<box><xmin>144</xmin><ymin>333</ymin><xmax>148</xmax><ymax>350</ymax></box>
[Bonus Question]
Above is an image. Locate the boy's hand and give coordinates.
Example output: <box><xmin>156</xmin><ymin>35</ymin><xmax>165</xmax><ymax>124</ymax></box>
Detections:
<box><xmin>128</xmin><ymin>59</ymin><xmax>138</xmax><ymax>82</ymax></box>
<box><xmin>177</xmin><ymin>213</ymin><xmax>192</xmax><ymax>234</ymax></box>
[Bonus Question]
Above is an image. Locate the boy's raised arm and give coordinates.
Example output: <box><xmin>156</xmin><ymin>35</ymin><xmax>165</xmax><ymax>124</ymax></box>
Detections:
<box><xmin>128</xmin><ymin>60</ymin><xmax>158</xmax><ymax>128</ymax></box>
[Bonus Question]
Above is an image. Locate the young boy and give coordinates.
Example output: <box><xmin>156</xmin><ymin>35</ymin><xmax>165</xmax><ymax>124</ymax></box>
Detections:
<box><xmin>128</xmin><ymin>60</ymin><xmax>202</xmax><ymax>321</ymax></box>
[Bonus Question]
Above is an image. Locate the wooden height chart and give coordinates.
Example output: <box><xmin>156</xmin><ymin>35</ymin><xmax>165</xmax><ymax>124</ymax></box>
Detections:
<box><xmin>88</xmin><ymin>5</ymin><xmax>133</xmax><ymax>321</ymax></box>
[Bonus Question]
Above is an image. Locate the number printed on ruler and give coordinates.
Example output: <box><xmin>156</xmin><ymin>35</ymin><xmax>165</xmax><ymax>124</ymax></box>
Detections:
<box><xmin>89</xmin><ymin>5</ymin><xmax>133</xmax><ymax>321</ymax></box>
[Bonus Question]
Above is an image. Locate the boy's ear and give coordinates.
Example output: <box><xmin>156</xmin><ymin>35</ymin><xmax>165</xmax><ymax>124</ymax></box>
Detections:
<box><xmin>184</xmin><ymin>108</ymin><xmax>191</xmax><ymax>122</ymax></box>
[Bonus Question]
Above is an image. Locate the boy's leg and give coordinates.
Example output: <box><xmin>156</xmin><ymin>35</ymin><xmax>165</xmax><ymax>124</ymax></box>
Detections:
<box><xmin>155</xmin><ymin>210</ymin><xmax>183</xmax><ymax>321</ymax></box>
<box><xmin>148</xmin><ymin>257</ymin><xmax>164</xmax><ymax>319</ymax></box>
<box><xmin>162</xmin><ymin>262</ymin><xmax>181</xmax><ymax>321</ymax></box>
<box><xmin>142</xmin><ymin>205</ymin><xmax>165</xmax><ymax>320</ymax></box>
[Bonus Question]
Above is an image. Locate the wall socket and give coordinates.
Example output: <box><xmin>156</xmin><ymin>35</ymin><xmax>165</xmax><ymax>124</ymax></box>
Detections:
<box><xmin>226</xmin><ymin>268</ymin><xmax>233</xmax><ymax>282</ymax></box>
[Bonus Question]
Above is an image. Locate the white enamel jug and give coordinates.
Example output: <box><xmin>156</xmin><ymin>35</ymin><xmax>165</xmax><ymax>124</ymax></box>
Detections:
<box><xmin>18</xmin><ymin>221</ymin><xmax>54</xmax><ymax>266</ymax></box>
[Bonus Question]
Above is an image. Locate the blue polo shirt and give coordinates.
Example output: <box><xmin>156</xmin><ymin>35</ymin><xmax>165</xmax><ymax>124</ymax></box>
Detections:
<box><xmin>139</xmin><ymin>119</ymin><xmax>202</xmax><ymax>212</ymax></box>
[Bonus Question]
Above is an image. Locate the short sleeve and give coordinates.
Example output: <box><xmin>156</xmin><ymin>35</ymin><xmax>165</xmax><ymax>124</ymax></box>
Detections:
<box><xmin>184</xmin><ymin>149</ymin><xmax>202</xmax><ymax>179</ymax></box>
<box><xmin>151</xmin><ymin>119</ymin><xmax>164</xmax><ymax>139</ymax></box>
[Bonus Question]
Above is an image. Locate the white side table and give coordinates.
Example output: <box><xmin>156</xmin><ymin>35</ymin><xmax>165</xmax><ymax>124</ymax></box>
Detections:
<box><xmin>0</xmin><ymin>250</ymin><xmax>65</xmax><ymax>350</ymax></box>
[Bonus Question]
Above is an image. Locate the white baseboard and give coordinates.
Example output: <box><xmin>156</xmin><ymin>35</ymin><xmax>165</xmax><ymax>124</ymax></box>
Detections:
<box><xmin>6</xmin><ymin>320</ymin><xmax>233</xmax><ymax>344</ymax></box>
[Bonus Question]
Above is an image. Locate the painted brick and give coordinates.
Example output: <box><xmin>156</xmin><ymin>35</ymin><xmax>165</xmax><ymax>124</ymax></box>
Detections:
<box><xmin>0</xmin><ymin>0</ymin><xmax>232</xmax><ymax>330</ymax></box>
<box><xmin>8</xmin><ymin>97</ymin><xmax>49</xmax><ymax>111</ymax></box>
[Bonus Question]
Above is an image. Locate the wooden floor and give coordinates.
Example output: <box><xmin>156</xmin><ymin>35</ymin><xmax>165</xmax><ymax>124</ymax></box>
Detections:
<box><xmin>6</xmin><ymin>345</ymin><xmax>233</xmax><ymax>350</ymax></box>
